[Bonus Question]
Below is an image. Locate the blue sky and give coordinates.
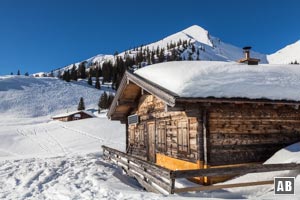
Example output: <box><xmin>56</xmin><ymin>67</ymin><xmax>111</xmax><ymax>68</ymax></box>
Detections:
<box><xmin>0</xmin><ymin>0</ymin><xmax>300</xmax><ymax>75</ymax></box>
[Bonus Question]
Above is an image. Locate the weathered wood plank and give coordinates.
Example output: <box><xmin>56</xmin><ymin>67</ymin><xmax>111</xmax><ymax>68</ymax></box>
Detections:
<box><xmin>173</xmin><ymin>180</ymin><xmax>273</xmax><ymax>193</ymax></box>
<box><xmin>102</xmin><ymin>145</ymin><xmax>171</xmax><ymax>178</ymax></box>
<box><xmin>170</xmin><ymin>163</ymin><xmax>300</xmax><ymax>179</ymax></box>
<box><xmin>126</xmin><ymin>170</ymin><xmax>161</xmax><ymax>193</ymax></box>
<box><xmin>112</xmin><ymin>155</ymin><xmax>171</xmax><ymax>192</ymax></box>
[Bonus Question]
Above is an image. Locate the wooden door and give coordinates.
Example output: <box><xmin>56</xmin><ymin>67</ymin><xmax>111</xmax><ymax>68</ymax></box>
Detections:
<box><xmin>148</xmin><ymin>122</ymin><xmax>156</xmax><ymax>162</ymax></box>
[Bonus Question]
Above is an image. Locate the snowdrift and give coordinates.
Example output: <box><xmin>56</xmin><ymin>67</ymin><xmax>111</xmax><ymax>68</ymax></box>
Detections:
<box><xmin>223</xmin><ymin>142</ymin><xmax>300</xmax><ymax>198</ymax></box>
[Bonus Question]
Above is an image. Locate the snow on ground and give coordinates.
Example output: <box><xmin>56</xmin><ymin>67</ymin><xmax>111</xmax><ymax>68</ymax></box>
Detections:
<box><xmin>1</xmin><ymin>75</ymin><xmax>300</xmax><ymax>199</ymax></box>
<box><xmin>222</xmin><ymin>142</ymin><xmax>300</xmax><ymax>199</ymax></box>
<box><xmin>0</xmin><ymin>117</ymin><xmax>125</xmax><ymax>161</ymax></box>
<box><xmin>135</xmin><ymin>61</ymin><xmax>300</xmax><ymax>101</ymax></box>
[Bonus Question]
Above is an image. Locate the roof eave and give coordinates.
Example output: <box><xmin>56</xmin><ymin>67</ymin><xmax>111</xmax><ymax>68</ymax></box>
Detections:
<box><xmin>176</xmin><ymin>97</ymin><xmax>300</xmax><ymax>105</ymax></box>
<box><xmin>107</xmin><ymin>71</ymin><xmax>178</xmax><ymax>120</ymax></box>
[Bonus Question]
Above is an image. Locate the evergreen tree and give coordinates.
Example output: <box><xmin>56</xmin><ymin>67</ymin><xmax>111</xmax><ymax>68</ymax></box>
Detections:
<box><xmin>102</xmin><ymin>61</ymin><xmax>113</xmax><ymax>83</ymax></box>
<box><xmin>77</xmin><ymin>97</ymin><xmax>85</xmax><ymax>111</ymax></box>
<box><xmin>57</xmin><ymin>70</ymin><xmax>61</xmax><ymax>79</ymax></box>
<box><xmin>17</xmin><ymin>69</ymin><xmax>20</xmax><ymax>75</ymax></box>
<box><xmin>191</xmin><ymin>44</ymin><xmax>196</xmax><ymax>53</ymax></box>
<box><xmin>95</xmin><ymin>76</ymin><xmax>101</xmax><ymax>89</ymax></box>
<box><xmin>97</xmin><ymin>66</ymin><xmax>102</xmax><ymax>77</ymax></box>
<box><xmin>151</xmin><ymin>52</ymin><xmax>155</xmax><ymax>64</ymax></box>
<box><xmin>87</xmin><ymin>76</ymin><xmax>93</xmax><ymax>86</ymax></box>
<box><xmin>49</xmin><ymin>70</ymin><xmax>54</xmax><ymax>77</ymax></box>
<box><xmin>24</xmin><ymin>72</ymin><xmax>29</xmax><ymax>76</ymax></box>
<box><xmin>10</xmin><ymin>72</ymin><xmax>13</xmax><ymax>75</ymax></box>
<box><xmin>98</xmin><ymin>92</ymin><xmax>108</xmax><ymax>111</ymax></box>
<box><xmin>65</xmin><ymin>70</ymin><xmax>71</xmax><ymax>82</ymax></box>
<box><xmin>78</xmin><ymin>62</ymin><xmax>87</xmax><ymax>79</ymax></box>
<box><xmin>71</xmin><ymin>64</ymin><xmax>78</xmax><ymax>81</ymax></box>
<box><xmin>158</xmin><ymin>48</ymin><xmax>165</xmax><ymax>62</ymax></box>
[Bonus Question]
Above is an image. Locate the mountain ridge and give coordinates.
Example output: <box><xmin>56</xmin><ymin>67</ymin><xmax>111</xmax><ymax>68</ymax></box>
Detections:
<box><xmin>49</xmin><ymin>25</ymin><xmax>299</xmax><ymax>75</ymax></box>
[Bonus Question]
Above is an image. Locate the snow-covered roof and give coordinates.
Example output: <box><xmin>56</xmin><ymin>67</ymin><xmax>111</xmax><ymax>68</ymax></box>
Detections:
<box><xmin>134</xmin><ymin>61</ymin><xmax>300</xmax><ymax>101</ymax></box>
<box><xmin>52</xmin><ymin>110</ymin><xmax>95</xmax><ymax>118</ymax></box>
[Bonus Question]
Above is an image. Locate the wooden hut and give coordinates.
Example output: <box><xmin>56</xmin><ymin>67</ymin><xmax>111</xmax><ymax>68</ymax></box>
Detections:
<box><xmin>107</xmin><ymin>61</ymin><xmax>300</xmax><ymax>184</ymax></box>
<box><xmin>52</xmin><ymin>110</ymin><xmax>94</xmax><ymax>122</ymax></box>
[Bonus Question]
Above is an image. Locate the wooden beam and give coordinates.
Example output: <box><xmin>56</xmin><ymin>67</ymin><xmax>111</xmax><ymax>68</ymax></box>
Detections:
<box><xmin>165</xmin><ymin>105</ymin><xmax>185</xmax><ymax>112</ymax></box>
<box><xmin>126</xmin><ymin>71</ymin><xmax>177</xmax><ymax>106</ymax></box>
<box><xmin>176</xmin><ymin>97</ymin><xmax>300</xmax><ymax>106</ymax></box>
<box><xmin>112</xmin><ymin>155</ymin><xmax>171</xmax><ymax>192</ymax></box>
<box><xmin>111</xmin><ymin>113</ymin><xmax>126</xmax><ymax>119</ymax></box>
<box><xmin>117</xmin><ymin>99</ymin><xmax>137</xmax><ymax>107</ymax></box>
<box><xmin>173</xmin><ymin>180</ymin><xmax>273</xmax><ymax>193</ymax></box>
<box><xmin>107</xmin><ymin>72</ymin><xmax>129</xmax><ymax>118</ymax></box>
<box><xmin>127</xmin><ymin>170</ymin><xmax>161</xmax><ymax>193</ymax></box>
<box><xmin>141</xmin><ymin>88</ymin><xmax>150</xmax><ymax>95</ymax></box>
<box><xmin>102</xmin><ymin>145</ymin><xmax>171</xmax><ymax>178</ymax></box>
<box><xmin>170</xmin><ymin>163</ymin><xmax>300</xmax><ymax>179</ymax></box>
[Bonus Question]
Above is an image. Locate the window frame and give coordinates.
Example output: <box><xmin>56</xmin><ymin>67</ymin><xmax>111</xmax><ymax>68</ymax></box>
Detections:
<box><xmin>177</xmin><ymin>120</ymin><xmax>190</xmax><ymax>155</ymax></box>
<box><xmin>156</xmin><ymin>121</ymin><xmax>167</xmax><ymax>153</ymax></box>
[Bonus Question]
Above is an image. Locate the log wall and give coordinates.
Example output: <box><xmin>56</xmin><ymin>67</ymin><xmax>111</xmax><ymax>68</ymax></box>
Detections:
<box><xmin>208</xmin><ymin>104</ymin><xmax>300</xmax><ymax>166</ymax></box>
<box><xmin>128</xmin><ymin>94</ymin><xmax>200</xmax><ymax>163</ymax></box>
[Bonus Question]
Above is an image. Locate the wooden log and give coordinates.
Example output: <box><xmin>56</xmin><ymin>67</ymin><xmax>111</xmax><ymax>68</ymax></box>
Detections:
<box><xmin>170</xmin><ymin>163</ymin><xmax>300</xmax><ymax>179</ymax></box>
<box><xmin>173</xmin><ymin>180</ymin><xmax>273</xmax><ymax>193</ymax></box>
<box><xmin>112</xmin><ymin>155</ymin><xmax>171</xmax><ymax>192</ymax></box>
<box><xmin>126</xmin><ymin>170</ymin><xmax>161</xmax><ymax>193</ymax></box>
<box><xmin>102</xmin><ymin>145</ymin><xmax>171</xmax><ymax>178</ymax></box>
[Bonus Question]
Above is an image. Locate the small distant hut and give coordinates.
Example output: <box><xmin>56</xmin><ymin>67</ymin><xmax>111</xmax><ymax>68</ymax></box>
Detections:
<box><xmin>106</xmin><ymin>59</ymin><xmax>300</xmax><ymax>185</ymax></box>
<box><xmin>52</xmin><ymin>110</ymin><xmax>94</xmax><ymax>122</ymax></box>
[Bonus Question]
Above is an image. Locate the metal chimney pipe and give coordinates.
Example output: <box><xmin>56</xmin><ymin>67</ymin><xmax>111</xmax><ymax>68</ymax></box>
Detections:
<box><xmin>243</xmin><ymin>46</ymin><xmax>252</xmax><ymax>59</ymax></box>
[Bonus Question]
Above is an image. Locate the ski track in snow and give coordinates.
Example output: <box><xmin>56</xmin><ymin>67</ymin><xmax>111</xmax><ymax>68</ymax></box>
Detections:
<box><xmin>43</xmin><ymin>128</ymin><xmax>69</xmax><ymax>155</ymax></box>
<box><xmin>60</xmin><ymin>124</ymin><xmax>124</xmax><ymax>146</ymax></box>
<box><xmin>16</xmin><ymin>128</ymin><xmax>54</xmax><ymax>155</ymax></box>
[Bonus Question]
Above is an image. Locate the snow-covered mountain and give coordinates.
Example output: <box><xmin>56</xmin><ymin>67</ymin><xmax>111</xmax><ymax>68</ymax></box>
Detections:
<box><xmin>52</xmin><ymin>25</ymin><xmax>268</xmax><ymax>74</ymax></box>
<box><xmin>267</xmin><ymin>40</ymin><xmax>300</xmax><ymax>64</ymax></box>
<box><xmin>49</xmin><ymin>25</ymin><xmax>300</xmax><ymax>74</ymax></box>
<box><xmin>133</xmin><ymin>25</ymin><xmax>267</xmax><ymax>62</ymax></box>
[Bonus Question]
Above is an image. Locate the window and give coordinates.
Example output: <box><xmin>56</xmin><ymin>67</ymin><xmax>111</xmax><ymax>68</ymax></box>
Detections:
<box><xmin>177</xmin><ymin>120</ymin><xmax>189</xmax><ymax>154</ymax></box>
<box><xmin>128</xmin><ymin>114</ymin><xmax>139</xmax><ymax>125</ymax></box>
<box><xmin>157</xmin><ymin>121</ymin><xmax>167</xmax><ymax>152</ymax></box>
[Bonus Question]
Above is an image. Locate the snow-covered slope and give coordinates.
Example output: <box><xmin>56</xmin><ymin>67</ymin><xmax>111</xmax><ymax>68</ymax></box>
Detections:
<box><xmin>268</xmin><ymin>40</ymin><xmax>300</xmax><ymax>64</ymax></box>
<box><xmin>0</xmin><ymin>75</ymin><xmax>111</xmax><ymax>118</ymax></box>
